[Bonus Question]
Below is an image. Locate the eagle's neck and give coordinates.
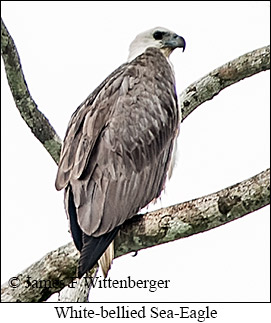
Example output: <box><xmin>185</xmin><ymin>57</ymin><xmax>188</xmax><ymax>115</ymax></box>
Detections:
<box><xmin>128</xmin><ymin>47</ymin><xmax>175</xmax><ymax>73</ymax></box>
<box><xmin>128</xmin><ymin>43</ymin><xmax>173</xmax><ymax>60</ymax></box>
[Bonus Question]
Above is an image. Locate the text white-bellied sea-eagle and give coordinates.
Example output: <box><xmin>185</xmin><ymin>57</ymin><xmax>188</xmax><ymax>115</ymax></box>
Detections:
<box><xmin>55</xmin><ymin>27</ymin><xmax>186</xmax><ymax>278</ymax></box>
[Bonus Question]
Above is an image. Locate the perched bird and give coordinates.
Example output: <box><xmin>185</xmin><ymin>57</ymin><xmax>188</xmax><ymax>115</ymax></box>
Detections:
<box><xmin>55</xmin><ymin>27</ymin><xmax>185</xmax><ymax>278</ymax></box>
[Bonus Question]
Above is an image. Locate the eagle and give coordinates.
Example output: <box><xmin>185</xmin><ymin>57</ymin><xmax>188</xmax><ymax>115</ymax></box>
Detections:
<box><xmin>55</xmin><ymin>27</ymin><xmax>185</xmax><ymax>278</ymax></box>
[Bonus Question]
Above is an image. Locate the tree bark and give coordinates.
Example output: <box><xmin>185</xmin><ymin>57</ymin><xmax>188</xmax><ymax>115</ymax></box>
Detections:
<box><xmin>1</xmin><ymin>168</ymin><xmax>269</xmax><ymax>302</ymax></box>
<box><xmin>180</xmin><ymin>45</ymin><xmax>270</xmax><ymax>121</ymax></box>
<box><xmin>1</xmin><ymin>18</ymin><xmax>62</xmax><ymax>164</ymax></box>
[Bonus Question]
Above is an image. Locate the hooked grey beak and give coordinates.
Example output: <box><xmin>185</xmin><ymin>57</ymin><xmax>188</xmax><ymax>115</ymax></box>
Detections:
<box><xmin>163</xmin><ymin>34</ymin><xmax>186</xmax><ymax>52</ymax></box>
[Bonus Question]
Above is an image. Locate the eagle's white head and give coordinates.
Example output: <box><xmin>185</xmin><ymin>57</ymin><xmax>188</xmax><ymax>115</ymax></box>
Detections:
<box><xmin>128</xmin><ymin>27</ymin><xmax>185</xmax><ymax>62</ymax></box>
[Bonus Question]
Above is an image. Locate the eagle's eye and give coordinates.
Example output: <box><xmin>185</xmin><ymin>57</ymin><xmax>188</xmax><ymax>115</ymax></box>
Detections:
<box><xmin>153</xmin><ymin>31</ymin><xmax>164</xmax><ymax>40</ymax></box>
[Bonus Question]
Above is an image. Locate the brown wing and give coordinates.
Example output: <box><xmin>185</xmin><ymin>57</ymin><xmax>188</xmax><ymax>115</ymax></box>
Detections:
<box><xmin>55</xmin><ymin>62</ymin><xmax>128</xmax><ymax>191</ymax></box>
<box><xmin>57</xmin><ymin>48</ymin><xmax>178</xmax><ymax>236</ymax></box>
<box><xmin>56</xmin><ymin>48</ymin><xmax>179</xmax><ymax>276</ymax></box>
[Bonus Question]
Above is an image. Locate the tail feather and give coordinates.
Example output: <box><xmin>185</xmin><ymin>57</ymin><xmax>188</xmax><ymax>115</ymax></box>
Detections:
<box><xmin>98</xmin><ymin>242</ymin><xmax>114</xmax><ymax>278</ymax></box>
<box><xmin>78</xmin><ymin>227</ymin><xmax>119</xmax><ymax>278</ymax></box>
<box><xmin>65</xmin><ymin>186</ymin><xmax>83</xmax><ymax>251</ymax></box>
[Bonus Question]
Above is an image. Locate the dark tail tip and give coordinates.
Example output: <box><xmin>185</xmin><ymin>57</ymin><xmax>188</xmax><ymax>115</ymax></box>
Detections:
<box><xmin>77</xmin><ymin>227</ymin><xmax>120</xmax><ymax>278</ymax></box>
<box><xmin>77</xmin><ymin>266</ymin><xmax>86</xmax><ymax>279</ymax></box>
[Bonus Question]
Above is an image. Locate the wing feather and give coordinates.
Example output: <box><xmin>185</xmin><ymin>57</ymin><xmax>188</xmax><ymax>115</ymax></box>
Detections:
<box><xmin>56</xmin><ymin>48</ymin><xmax>179</xmax><ymax>275</ymax></box>
<box><xmin>55</xmin><ymin>63</ymin><xmax>128</xmax><ymax>190</ymax></box>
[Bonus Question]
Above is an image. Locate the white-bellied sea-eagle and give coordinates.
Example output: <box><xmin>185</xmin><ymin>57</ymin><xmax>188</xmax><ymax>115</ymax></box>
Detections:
<box><xmin>55</xmin><ymin>27</ymin><xmax>186</xmax><ymax>278</ymax></box>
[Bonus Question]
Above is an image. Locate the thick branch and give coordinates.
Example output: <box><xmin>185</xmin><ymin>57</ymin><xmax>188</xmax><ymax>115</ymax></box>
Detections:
<box><xmin>180</xmin><ymin>45</ymin><xmax>270</xmax><ymax>121</ymax></box>
<box><xmin>115</xmin><ymin>168</ymin><xmax>270</xmax><ymax>257</ymax></box>
<box><xmin>1</xmin><ymin>168</ymin><xmax>269</xmax><ymax>302</ymax></box>
<box><xmin>1</xmin><ymin>18</ymin><xmax>61</xmax><ymax>164</ymax></box>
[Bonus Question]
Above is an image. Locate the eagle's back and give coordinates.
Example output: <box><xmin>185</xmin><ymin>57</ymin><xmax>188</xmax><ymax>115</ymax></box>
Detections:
<box><xmin>55</xmin><ymin>47</ymin><xmax>179</xmax><ymax>277</ymax></box>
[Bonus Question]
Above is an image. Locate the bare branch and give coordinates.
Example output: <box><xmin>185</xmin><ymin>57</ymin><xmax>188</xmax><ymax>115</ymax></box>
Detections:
<box><xmin>1</xmin><ymin>18</ymin><xmax>62</xmax><ymax>164</ymax></box>
<box><xmin>1</xmin><ymin>168</ymin><xmax>269</xmax><ymax>302</ymax></box>
<box><xmin>115</xmin><ymin>168</ymin><xmax>270</xmax><ymax>257</ymax></box>
<box><xmin>180</xmin><ymin>45</ymin><xmax>270</xmax><ymax>121</ymax></box>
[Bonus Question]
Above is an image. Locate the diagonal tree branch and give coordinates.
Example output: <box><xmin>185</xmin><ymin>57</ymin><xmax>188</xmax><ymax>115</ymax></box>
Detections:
<box><xmin>1</xmin><ymin>18</ymin><xmax>62</xmax><ymax>164</ymax></box>
<box><xmin>180</xmin><ymin>45</ymin><xmax>270</xmax><ymax>121</ymax></box>
<box><xmin>1</xmin><ymin>168</ymin><xmax>269</xmax><ymax>302</ymax></box>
